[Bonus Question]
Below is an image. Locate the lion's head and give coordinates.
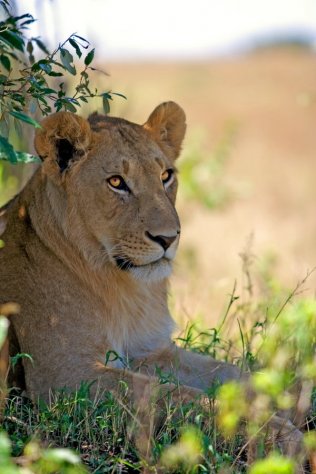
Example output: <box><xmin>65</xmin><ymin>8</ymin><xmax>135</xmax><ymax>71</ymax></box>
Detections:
<box><xmin>34</xmin><ymin>102</ymin><xmax>186</xmax><ymax>282</ymax></box>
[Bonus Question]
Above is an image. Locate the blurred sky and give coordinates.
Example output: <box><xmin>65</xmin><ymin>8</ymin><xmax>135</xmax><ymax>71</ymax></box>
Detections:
<box><xmin>21</xmin><ymin>0</ymin><xmax>316</xmax><ymax>60</ymax></box>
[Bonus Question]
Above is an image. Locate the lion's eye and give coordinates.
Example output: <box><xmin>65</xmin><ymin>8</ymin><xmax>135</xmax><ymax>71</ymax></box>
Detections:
<box><xmin>107</xmin><ymin>175</ymin><xmax>129</xmax><ymax>192</ymax></box>
<box><xmin>161</xmin><ymin>169</ymin><xmax>174</xmax><ymax>187</ymax></box>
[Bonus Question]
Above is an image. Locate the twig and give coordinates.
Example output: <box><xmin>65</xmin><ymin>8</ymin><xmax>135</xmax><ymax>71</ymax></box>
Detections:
<box><xmin>273</xmin><ymin>267</ymin><xmax>316</xmax><ymax>323</ymax></box>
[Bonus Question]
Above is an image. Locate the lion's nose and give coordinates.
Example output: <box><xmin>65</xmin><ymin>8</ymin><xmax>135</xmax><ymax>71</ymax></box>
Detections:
<box><xmin>146</xmin><ymin>231</ymin><xmax>179</xmax><ymax>251</ymax></box>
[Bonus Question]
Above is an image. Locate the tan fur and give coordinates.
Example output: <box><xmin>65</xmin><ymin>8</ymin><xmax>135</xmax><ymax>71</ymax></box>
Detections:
<box><xmin>0</xmin><ymin>103</ymin><xmax>303</xmax><ymax>461</ymax></box>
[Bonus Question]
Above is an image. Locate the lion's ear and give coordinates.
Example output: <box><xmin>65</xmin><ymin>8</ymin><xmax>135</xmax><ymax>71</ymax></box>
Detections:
<box><xmin>144</xmin><ymin>101</ymin><xmax>186</xmax><ymax>160</ymax></box>
<box><xmin>34</xmin><ymin>112</ymin><xmax>92</xmax><ymax>172</ymax></box>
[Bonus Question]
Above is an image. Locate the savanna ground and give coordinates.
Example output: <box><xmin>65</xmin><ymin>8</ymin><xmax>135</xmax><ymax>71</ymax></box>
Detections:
<box><xmin>1</xmin><ymin>47</ymin><xmax>316</xmax><ymax>473</ymax></box>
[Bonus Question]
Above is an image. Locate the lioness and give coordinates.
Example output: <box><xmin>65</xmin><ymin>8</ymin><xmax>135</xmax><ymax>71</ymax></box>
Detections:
<box><xmin>0</xmin><ymin>103</ymin><xmax>303</xmax><ymax>460</ymax></box>
<box><xmin>1</xmin><ymin>101</ymin><xmax>242</xmax><ymax>397</ymax></box>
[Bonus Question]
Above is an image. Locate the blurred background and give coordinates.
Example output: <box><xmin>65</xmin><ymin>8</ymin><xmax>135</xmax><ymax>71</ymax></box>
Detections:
<box><xmin>3</xmin><ymin>0</ymin><xmax>316</xmax><ymax>326</ymax></box>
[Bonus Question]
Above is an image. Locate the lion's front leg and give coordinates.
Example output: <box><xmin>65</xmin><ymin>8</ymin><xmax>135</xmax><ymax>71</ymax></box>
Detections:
<box><xmin>90</xmin><ymin>362</ymin><xmax>205</xmax><ymax>404</ymax></box>
<box><xmin>132</xmin><ymin>344</ymin><xmax>244</xmax><ymax>390</ymax></box>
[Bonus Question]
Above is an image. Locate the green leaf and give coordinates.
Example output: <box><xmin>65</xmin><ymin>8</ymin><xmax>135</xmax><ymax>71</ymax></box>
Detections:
<box><xmin>11</xmin><ymin>13</ymin><xmax>33</xmax><ymax>22</ymax></box>
<box><xmin>60</xmin><ymin>48</ymin><xmax>76</xmax><ymax>75</ymax></box>
<box><xmin>0</xmin><ymin>135</ymin><xmax>17</xmax><ymax>163</ymax></box>
<box><xmin>0</xmin><ymin>1</ymin><xmax>10</xmax><ymax>15</ymax></box>
<box><xmin>15</xmin><ymin>152</ymin><xmax>40</xmax><ymax>163</ymax></box>
<box><xmin>101</xmin><ymin>92</ymin><xmax>112</xmax><ymax>100</ymax></box>
<box><xmin>11</xmin><ymin>352</ymin><xmax>34</xmax><ymax>368</ymax></box>
<box><xmin>249</xmin><ymin>454</ymin><xmax>295</xmax><ymax>474</ymax></box>
<box><xmin>28</xmin><ymin>75</ymin><xmax>46</xmax><ymax>89</ymax></box>
<box><xmin>37</xmin><ymin>60</ymin><xmax>52</xmax><ymax>74</ymax></box>
<box><xmin>63</xmin><ymin>101</ymin><xmax>77</xmax><ymax>113</ymax></box>
<box><xmin>26</xmin><ymin>40</ymin><xmax>33</xmax><ymax>54</ymax></box>
<box><xmin>73</xmin><ymin>34</ymin><xmax>90</xmax><ymax>47</ymax></box>
<box><xmin>112</xmin><ymin>92</ymin><xmax>127</xmax><ymax>100</ymax></box>
<box><xmin>54</xmin><ymin>99</ymin><xmax>63</xmax><ymax>112</ymax></box>
<box><xmin>11</xmin><ymin>93</ymin><xmax>25</xmax><ymax>106</ymax></box>
<box><xmin>0</xmin><ymin>136</ymin><xmax>40</xmax><ymax>164</ymax></box>
<box><xmin>0</xmin><ymin>432</ymin><xmax>14</xmax><ymax>470</ymax></box>
<box><xmin>21</xmin><ymin>18</ymin><xmax>36</xmax><ymax>27</ymax></box>
<box><xmin>9</xmin><ymin>110</ymin><xmax>41</xmax><ymax>128</ymax></box>
<box><xmin>105</xmin><ymin>350</ymin><xmax>120</xmax><ymax>366</ymax></box>
<box><xmin>33</xmin><ymin>37</ymin><xmax>50</xmax><ymax>55</ymax></box>
<box><xmin>0</xmin><ymin>116</ymin><xmax>9</xmax><ymax>138</ymax></box>
<box><xmin>58</xmin><ymin>83</ymin><xmax>65</xmax><ymax>98</ymax></box>
<box><xmin>42</xmin><ymin>87</ymin><xmax>56</xmax><ymax>94</ymax></box>
<box><xmin>84</xmin><ymin>48</ymin><xmax>95</xmax><ymax>66</ymax></box>
<box><xmin>42</xmin><ymin>448</ymin><xmax>81</xmax><ymax>464</ymax></box>
<box><xmin>0</xmin><ymin>54</ymin><xmax>10</xmax><ymax>71</ymax></box>
<box><xmin>0</xmin><ymin>30</ymin><xmax>24</xmax><ymax>51</ymax></box>
<box><xmin>102</xmin><ymin>95</ymin><xmax>110</xmax><ymax>114</ymax></box>
<box><xmin>69</xmin><ymin>38</ymin><xmax>82</xmax><ymax>58</ymax></box>
<box><xmin>47</xmin><ymin>71</ymin><xmax>63</xmax><ymax>77</ymax></box>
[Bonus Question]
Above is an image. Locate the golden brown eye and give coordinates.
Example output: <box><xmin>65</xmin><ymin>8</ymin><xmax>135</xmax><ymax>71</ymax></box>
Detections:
<box><xmin>107</xmin><ymin>175</ymin><xmax>130</xmax><ymax>192</ymax></box>
<box><xmin>109</xmin><ymin>176</ymin><xmax>122</xmax><ymax>187</ymax></box>
<box><xmin>161</xmin><ymin>169</ymin><xmax>173</xmax><ymax>185</ymax></box>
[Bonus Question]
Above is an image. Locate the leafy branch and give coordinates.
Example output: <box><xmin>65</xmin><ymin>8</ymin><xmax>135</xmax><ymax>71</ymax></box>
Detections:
<box><xmin>0</xmin><ymin>3</ymin><xmax>125</xmax><ymax>164</ymax></box>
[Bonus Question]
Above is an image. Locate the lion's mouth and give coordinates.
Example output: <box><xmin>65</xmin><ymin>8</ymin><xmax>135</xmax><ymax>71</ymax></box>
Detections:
<box><xmin>114</xmin><ymin>255</ymin><xmax>168</xmax><ymax>271</ymax></box>
<box><xmin>114</xmin><ymin>257</ymin><xmax>135</xmax><ymax>270</ymax></box>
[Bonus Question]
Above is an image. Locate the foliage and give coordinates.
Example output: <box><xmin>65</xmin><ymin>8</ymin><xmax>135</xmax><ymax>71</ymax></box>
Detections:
<box><xmin>160</xmin><ymin>425</ymin><xmax>203</xmax><ymax>470</ymax></box>
<box><xmin>0</xmin><ymin>0</ymin><xmax>125</xmax><ymax>165</ymax></box>
<box><xmin>0</xmin><ymin>430</ymin><xmax>87</xmax><ymax>474</ymax></box>
<box><xmin>248</xmin><ymin>454</ymin><xmax>295</xmax><ymax>474</ymax></box>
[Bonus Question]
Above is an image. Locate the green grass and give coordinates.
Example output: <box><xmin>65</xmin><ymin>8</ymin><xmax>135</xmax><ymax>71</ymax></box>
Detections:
<box><xmin>1</xmin><ymin>262</ymin><xmax>316</xmax><ymax>473</ymax></box>
<box><xmin>2</xmin><ymin>382</ymin><xmax>244</xmax><ymax>473</ymax></box>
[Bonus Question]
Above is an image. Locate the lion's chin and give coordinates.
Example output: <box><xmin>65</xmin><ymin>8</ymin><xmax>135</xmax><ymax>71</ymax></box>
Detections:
<box><xmin>114</xmin><ymin>256</ymin><xmax>173</xmax><ymax>282</ymax></box>
<box><xmin>130</xmin><ymin>258</ymin><xmax>173</xmax><ymax>282</ymax></box>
